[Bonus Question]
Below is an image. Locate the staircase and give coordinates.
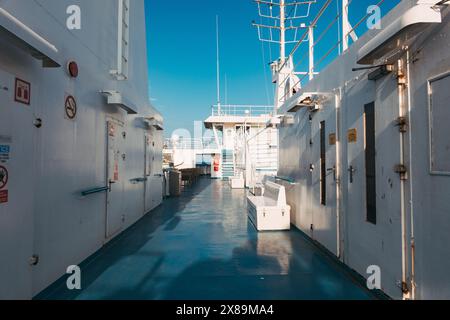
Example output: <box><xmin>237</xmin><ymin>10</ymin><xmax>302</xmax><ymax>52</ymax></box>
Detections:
<box><xmin>221</xmin><ymin>149</ymin><xmax>235</xmax><ymax>180</ymax></box>
<box><xmin>246</xmin><ymin>128</ymin><xmax>278</xmax><ymax>187</ymax></box>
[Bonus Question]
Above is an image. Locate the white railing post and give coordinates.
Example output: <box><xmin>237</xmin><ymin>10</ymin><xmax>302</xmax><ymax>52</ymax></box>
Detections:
<box><xmin>309</xmin><ymin>26</ymin><xmax>315</xmax><ymax>81</ymax></box>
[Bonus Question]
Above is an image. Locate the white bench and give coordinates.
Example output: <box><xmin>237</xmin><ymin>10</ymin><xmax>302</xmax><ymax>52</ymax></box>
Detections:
<box><xmin>247</xmin><ymin>181</ymin><xmax>291</xmax><ymax>231</ymax></box>
<box><xmin>230</xmin><ymin>171</ymin><xmax>245</xmax><ymax>189</ymax></box>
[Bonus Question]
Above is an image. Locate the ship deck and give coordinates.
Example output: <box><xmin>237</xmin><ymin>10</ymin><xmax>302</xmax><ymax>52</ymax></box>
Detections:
<box><xmin>37</xmin><ymin>178</ymin><xmax>377</xmax><ymax>300</ymax></box>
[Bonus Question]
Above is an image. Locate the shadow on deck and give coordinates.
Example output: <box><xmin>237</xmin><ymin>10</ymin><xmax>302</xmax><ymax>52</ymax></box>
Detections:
<box><xmin>36</xmin><ymin>178</ymin><xmax>378</xmax><ymax>300</ymax></box>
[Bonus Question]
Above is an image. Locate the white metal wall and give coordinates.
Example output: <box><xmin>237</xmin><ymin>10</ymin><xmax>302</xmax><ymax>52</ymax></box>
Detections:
<box><xmin>407</xmin><ymin>6</ymin><xmax>450</xmax><ymax>299</ymax></box>
<box><xmin>0</xmin><ymin>0</ymin><xmax>163</xmax><ymax>299</ymax></box>
<box><xmin>278</xmin><ymin>1</ymin><xmax>450</xmax><ymax>299</ymax></box>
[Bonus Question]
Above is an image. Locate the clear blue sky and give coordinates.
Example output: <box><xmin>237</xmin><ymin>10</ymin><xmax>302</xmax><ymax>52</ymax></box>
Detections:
<box><xmin>144</xmin><ymin>0</ymin><xmax>400</xmax><ymax>137</ymax></box>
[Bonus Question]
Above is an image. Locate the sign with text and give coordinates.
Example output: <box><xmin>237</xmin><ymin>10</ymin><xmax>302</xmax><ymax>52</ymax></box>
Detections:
<box><xmin>0</xmin><ymin>145</ymin><xmax>10</xmax><ymax>163</ymax></box>
<box><xmin>0</xmin><ymin>190</ymin><xmax>7</xmax><ymax>204</ymax></box>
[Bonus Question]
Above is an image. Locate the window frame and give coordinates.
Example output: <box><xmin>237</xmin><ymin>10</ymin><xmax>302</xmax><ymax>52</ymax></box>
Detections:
<box><xmin>428</xmin><ymin>70</ymin><xmax>450</xmax><ymax>176</ymax></box>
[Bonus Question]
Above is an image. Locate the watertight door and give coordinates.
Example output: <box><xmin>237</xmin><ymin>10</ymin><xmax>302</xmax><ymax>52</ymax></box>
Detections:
<box><xmin>144</xmin><ymin>130</ymin><xmax>163</xmax><ymax>213</ymax></box>
<box><xmin>344</xmin><ymin>84</ymin><xmax>403</xmax><ymax>298</ymax></box>
<box><xmin>152</xmin><ymin>130</ymin><xmax>163</xmax><ymax>207</ymax></box>
<box><xmin>0</xmin><ymin>70</ymin><xmax>35</xmax><ymax>299</ymax></box>
<box><xmin>106</xmin><ymin>120</ymin><xmax>126</xmax><ymax>239</ymax></box>
<box><xmin>310</xmin><ymin>105</ymin><xmax>338</xmax><ymax>255</ymax></box>
<box><xmin>144</xmin><ymin>131</ymin><xmax>153</xmax><ymax>213</ymax></box>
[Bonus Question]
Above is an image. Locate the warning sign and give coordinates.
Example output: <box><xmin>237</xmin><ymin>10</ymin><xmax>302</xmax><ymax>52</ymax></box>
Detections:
<box><xmin>108</xmin><ymin>122</ymin><xmax>116</xmax><ymax>137</ymax></box>
<box><xmin>329</xmin><ymin>133</ymin><xmax>337</xmax><ymax>146</ymax></box>
<box><xmin>114</xmin><ymin>157</ymin><xmax>119</xmax><ymax>181</ymax></box>
<box><xmin>114</xmin><ymin>165</ymin><xmax>119</xmax><ymax>181</ymax></box>
<box><xmin>348</xmin><ymin>128</ymin><xmax>358</xmax><ymax>143</ymax></box>
<box><xmin>0</xmin><ymin>145</ymin><xmax>10</xmax><ymax>163</ymax></box>
<box><xmin>0</xmin><ymin>166</ymin><xmax>8</xmax><ymax>190</ymax></box>
<box><xmin>0</xmin><ymin>190</ymin><xmax>8</xmax><ymax>204</ymax></box>
<box><xmin>15</xmin><ymin>78</ymin><xmax>31</xmax><ymax>105</ymax></box>
<box><xmin>65</xmin><ymin>95</ymin><xmax>77</xmax><ymax>120</ymax></box>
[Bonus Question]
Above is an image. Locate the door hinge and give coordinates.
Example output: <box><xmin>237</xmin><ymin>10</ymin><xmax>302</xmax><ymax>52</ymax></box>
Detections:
<box><xmin>394</xmin><ymin>164</ymin><xmax>409</xmax><ymax>180</ymax></box>
<box><xmin>401</xmin><ymin>281</ymin><xmax>410</xmax><ymax>295</ymax></box>
<box><xmin>395</xmin><ymin>117</ymin><xmax>409</xmax><ymax>133</ymax></box>
<box><xmin>396</xmin><ymin>280</ymin><xmax>410</xmax><ymax>295</ymax></box>
<box><xmin>397</xmin><ymin>70</ymin><xmax>407</xmax><ymax>86</ymax></box>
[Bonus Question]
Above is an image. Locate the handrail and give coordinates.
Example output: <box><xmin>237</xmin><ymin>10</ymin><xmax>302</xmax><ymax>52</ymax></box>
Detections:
<box><xmin>211</xmin><ymin>104</ymin><xmax>273</xmax><ymax>117</ymax></box>
<box><xmin>164</xmin><ymin>137</ymin><xmax>218</xmax><ymax>150</ymax></box>
<box><xmin>81</xmin><ymin>186</ymin><xmax>109</xmax><ymax>197</ymax></box>
<box><xmin>275</xmin><ymin>176</ymin><xmax>297</xmax><ymax>185</ymax></box>
<box><xmin>277</xmin><ymin>0</ymin><xmax>395</xmax><ymax>104</ymax></box>
<box><xmin>130</xmin><ymin>177</ymin><xmax>147</xmax><ymax>183</ymax></box>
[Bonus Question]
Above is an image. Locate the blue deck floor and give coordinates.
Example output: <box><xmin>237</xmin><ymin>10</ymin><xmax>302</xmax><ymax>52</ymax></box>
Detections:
<box><xmin>37</xmin><ymin>178</ymin><xmax>376</xmax><ymax>300</ymax></box>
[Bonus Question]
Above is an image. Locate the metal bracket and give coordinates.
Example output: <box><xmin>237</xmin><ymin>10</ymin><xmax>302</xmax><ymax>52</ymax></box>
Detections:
<box><xmin>394</xmin><ymin>164</ymin><xmax>409</xmax><ymax>180</ymax></box>
<box><xmin>402</xmin><ymin>281</ymin><xmax>410</xmax><ymax>295</ymax></box>
<box><xmin>395</xmin><ymin>117</ymin><xmax>409</xmax><ymax>133</ymax></box>
<box><xmin>397</xmin><ymin>70</ymin><xmax>407</xmax><ymax>86</ymax></box>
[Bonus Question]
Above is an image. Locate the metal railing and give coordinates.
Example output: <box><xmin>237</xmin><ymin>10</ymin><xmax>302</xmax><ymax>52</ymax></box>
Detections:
<box><xmin>211</xmin><ymin>104</ymin><xmax>274</xmax><ymax>117</ymax></box>
<box><xmin>277</xmin><ymin>0</ymin><xmax>399</xmax><ymax>104</ymax></box>
<box><xmin>164</xmin><ymin>137</ymin><xmax>219</xmax><ymax>150</ymax></box>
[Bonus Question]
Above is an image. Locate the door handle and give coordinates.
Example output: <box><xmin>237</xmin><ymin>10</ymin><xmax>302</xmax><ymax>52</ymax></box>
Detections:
<box><xmin>108</xmin><ymin>179</ymin><xmax>116</xmax><ymax>191</ymax></box>
<box><xmin>327</xmin><ymin>166</ymin><xmax>336</xmax><ymax>181</ymax></box>
<box><xmin>348</xmin><ymin>166</ymin><xmax>356</xmax><ymax>184</ymax></box>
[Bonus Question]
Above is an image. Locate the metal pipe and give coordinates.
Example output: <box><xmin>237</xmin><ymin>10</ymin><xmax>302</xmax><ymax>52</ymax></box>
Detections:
<box><xmin>335</xmin><ymin>89</ymin><xmax>342</xmax><ymax>260</ymax></box>
<box><xmin>309</xmin><ymin>26</ymin><xmax>314</xmax><ymax>81</ymax></box>
<box><xmin>406</xmin><ymin>49</ymin><xmax>416</xmax><ymax>300</ymax></box>
<box><xmin>398</xmin><ymin>58</ymin><xmax>409</xmax><ymax>299</ymax></box>
<box><xmin>280</xmin><ymin>0</ymin><xmax>286</xmax><ymax>63</ymax></box>
<box><xmin>0</xmin><ymin>7</ymin><xmax>58</xmax><ymax>53</ymax></box>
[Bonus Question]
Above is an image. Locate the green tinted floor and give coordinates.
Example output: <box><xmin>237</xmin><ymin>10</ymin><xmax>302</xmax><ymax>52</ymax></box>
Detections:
<box><xmin>37</xmin><ymin>178</ymin><xmax>375</xmax><ymax>300</ymax></box>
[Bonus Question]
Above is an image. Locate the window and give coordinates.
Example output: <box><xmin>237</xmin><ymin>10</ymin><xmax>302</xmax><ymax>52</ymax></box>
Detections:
<box><xmin>320</xmin><ymin>121</ymin><xmax>326</xmax><ymax>206</ymax></box>
<box><xmin>429</xmin><ymin>72</ymin><xmax>450</xmax><ymax>174</ymax></box>
<box><xmin>364</xmin><ymin>102</ymin><xmax>377</xmax><ymax>224</ymax></box>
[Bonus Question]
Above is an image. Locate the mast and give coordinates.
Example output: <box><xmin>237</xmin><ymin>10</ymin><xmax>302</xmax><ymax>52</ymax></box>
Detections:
<box><xmin>216</xmin><ymin>15</ymin><xmax>221</xmax><ymax>114</ymax></box>
<box><xmin>279</xmin><ymin>0</ymin><xmax>286</xmax><ymax>63</ymax></box>
<box><xmin>253</xmin><ymin>1</ymin><xmax>315</xmax><ymax>110</ymax></box>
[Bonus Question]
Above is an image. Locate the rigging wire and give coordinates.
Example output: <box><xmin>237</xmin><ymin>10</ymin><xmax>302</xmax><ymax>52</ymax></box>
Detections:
<box><xmin>260</xmin><ymin>15</ymin><xmax>273</xmax><ymax>105</ymax></box>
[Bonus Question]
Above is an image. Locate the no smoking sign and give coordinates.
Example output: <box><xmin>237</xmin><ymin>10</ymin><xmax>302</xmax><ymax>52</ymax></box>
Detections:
<box><xmin>0</xmin><ymin>166</ymin><xmax>8</xmax><ymax>204</ymax></box>
<box><xmin>65</xmin><ymin>95</ymin><xmax>77</xmax><ymax>120</ymax></box>
<box><xmin>0</xmin><ymin>166</ymin><xmax>8</xmax><ymax>190</ymax></box>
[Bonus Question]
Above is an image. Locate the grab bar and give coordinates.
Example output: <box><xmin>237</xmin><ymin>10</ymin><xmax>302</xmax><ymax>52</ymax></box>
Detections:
<box><xmin>130</xmin><ymin>177</ymin><xmax>147</xmax><ymax>184</ymax></box>
<box><xmin>81</xmin><ymin>186</ymin><xmax>109</xmax><ymax>197</ymax></box>
<box><xmin>275</xmin><ymin>176</ymin><xmax>297</xmax><ymax>185</ymax></box>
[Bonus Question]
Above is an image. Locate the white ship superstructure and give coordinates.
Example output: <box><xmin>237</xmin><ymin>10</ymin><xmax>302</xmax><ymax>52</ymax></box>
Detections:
<box><xmin>272</xmin><ymin>0</ymin><xmax>450</xmax><ymax>299</ymax></box>
<box><xmin>204</xmin><ymin>104</ymin><xmax>279</xmax><ymax>186</ymax></box>
<box><xmin>0</xmin><ymin>0</ymin><xmax>163</xmax><ymax>299</ymax></box>
<box><xmin>1</xmin><ymin>0</ymin><xmax>450</xmax><ymax>302</ymax></box>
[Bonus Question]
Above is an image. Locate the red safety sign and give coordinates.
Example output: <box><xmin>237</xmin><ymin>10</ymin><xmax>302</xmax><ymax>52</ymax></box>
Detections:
<box><xmin>0</xmin><ymin>190</ymin><xmax>8</xmax><ymax>204</ymax></box>
<box><xmin>108</xmin><ymin>122</ymin><xmax>116</xmax><ymax>137</ymax></box>
<box><xmin>213</xmin><ymin>156</ymin><xmax>220</xmax><ymax>172</ymax></box>
<box><xmin>0</xmin><ymin>166</ymin><xmax>8</xmax><ymax>190</ymax></box>
<box><xmin>114</xmin><ymin>160</ymin><xmax>119</xmax><ymax>181</ymax></box>
<box><xmin>15</xmin><ymin>78</ymin><xmax>31</xmax><ymax>105</ymax></box>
